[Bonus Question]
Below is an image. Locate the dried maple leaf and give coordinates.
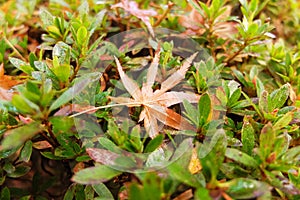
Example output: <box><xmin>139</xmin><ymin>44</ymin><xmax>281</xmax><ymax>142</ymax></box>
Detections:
<box><xmin>111</xmin><ymin>0</ymin><xmax>157</xmax><ymax>37</ymax></box>
<box><xmin>0</xmin><ymin>63</ymin><xmax>21</xmax><ymax>101</ymax></box>
<box><xmin>110</xmin><ymin>51</ymin><xmax>199</xmax><ymax>138</ymax></box>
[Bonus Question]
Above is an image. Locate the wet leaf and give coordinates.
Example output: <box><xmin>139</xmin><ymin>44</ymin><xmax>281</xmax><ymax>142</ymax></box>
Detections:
<box><xmin>225</xmin><ymin>178</ymin><xmax>270</xmax><ymax>199</ymax></box>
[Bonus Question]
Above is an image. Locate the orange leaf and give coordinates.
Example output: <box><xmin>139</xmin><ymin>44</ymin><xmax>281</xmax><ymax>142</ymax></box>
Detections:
<box><xmin>0</xmin><ymin>63</ymin><xmax>21</xmax><ymax>101</ymax></box>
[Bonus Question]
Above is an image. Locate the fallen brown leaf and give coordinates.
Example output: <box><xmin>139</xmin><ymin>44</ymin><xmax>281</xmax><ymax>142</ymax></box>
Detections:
<box><xmin>173</xmin><ymin>189</ymin><xmax>193</xmax><ymax>200</ymax></box>
<box><xmin>0</xmin><ymin>63</ymin><xmax>22</xmax><ymax>101</ymax></box>
<box><xmin>111</xmin><ymin>51</ymin><xmax>199</xmax><ymax>138</ymax></box>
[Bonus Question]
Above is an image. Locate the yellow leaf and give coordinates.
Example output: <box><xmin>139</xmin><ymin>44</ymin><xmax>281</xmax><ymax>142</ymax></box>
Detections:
<box><xmin>188</xmin><ymin>147</ymin><xmax>202</xmax><ymax>174</ymax></box>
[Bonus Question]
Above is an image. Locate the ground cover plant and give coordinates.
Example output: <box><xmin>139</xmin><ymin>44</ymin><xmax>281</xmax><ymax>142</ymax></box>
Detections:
<box><xmin>0</xmin><ymin>0</ymin><xmax>300</xmax><ymax>199</ymax></box>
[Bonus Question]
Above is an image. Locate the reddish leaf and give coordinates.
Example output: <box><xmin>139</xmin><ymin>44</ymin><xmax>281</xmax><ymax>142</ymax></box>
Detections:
<box><xmin>111</xmin><ymin>0</ymin><xmax>157</xmax><ymax>37</ymax></box>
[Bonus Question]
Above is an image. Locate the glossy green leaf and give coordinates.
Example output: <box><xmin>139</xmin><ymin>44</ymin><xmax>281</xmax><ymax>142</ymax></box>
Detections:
<box><xmin>198</xmin><ymin>93</ymin><xmax>211</xmax><ymax>126</ymax></box>
<box><xmin>225</xmin><ymin>178</ymin><xmax>270</xmax><ymax>199</ymax></box>
<box><xmin>241</xmin><ymin>118</ymin><xmax>255</xmax><ymax>155</ymax></box>
<box><xmin>19</xmin><ymin>141</ymin><xmax>33</xmax><ymax>162</ymax></box>
<box><xmin>144</xmin><ymin>134</ymin><xmax>164</xmax><ymax>153</ymax></box>
<box><xmin>7</xmin><ymin>164</ymin><xmax>31</xmax><ymax>178</ymax></box>
<box><xmin>269</xmin><ymin>84</ymin><xmax>289</xmax><ymax>111</ymax></box>
<box><xmin>225</xmin><ymin>148</ymin><xmax>259</xmax><ymax>168</ymax></box>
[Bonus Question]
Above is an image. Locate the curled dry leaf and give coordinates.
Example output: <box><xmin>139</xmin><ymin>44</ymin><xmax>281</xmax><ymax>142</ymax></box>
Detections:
<box><xmin>110</xmin><ymin>51</ymin><xmax>199</xmax><ymax>138</ymax></box>
<box><xmin>0</xmin><ymin>63</ymin><xmax>22</xmax><ymax>101</ymax></box>
<box><xmin>111</xmin><ymin>0</ymin><xmax>157</xmax><ymax>37</ymax></box>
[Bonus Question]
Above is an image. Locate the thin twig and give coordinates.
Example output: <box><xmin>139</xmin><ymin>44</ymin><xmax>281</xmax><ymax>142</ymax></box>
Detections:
<box><xmin>153</xmin><ymin>2</ymin><xmax>174</xmax><ymax>27</ymax></box>
<box><xmin>3</xmin><ymin>36</ymin><xmax>27</xmax><ymax>61</ymax></box>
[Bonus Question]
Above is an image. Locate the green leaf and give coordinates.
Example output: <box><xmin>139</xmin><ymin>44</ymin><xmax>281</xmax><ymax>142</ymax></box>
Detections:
<box><xmin>259</xmin><ymin>123</ymin><xmax>275</xmax><ymax>161</ymax></box>
<box><xmin>19</xmin><ymin>141</ymin><xmax>33</xmax><ymax>162</ymax></box>
<box><xmin>0</xmin><ymin>122</ymin><xmax>43</xmax><ymax>151</ymax></box>
<box><xmin>98</xmin><ymin>137</ymin><xmax>122</xmax><ymax>154</ymax></box>
<box><xmin>167</xmin><ymin>160</ymin><xmax>204</xmax><ymax>188</ymax></box>
<box><xmin>183</xmin><ymin>100</ymin><xmax>198</xmax><ymax>126</ymax></box>
<box><xmin>282</xmin><ymin>146</ymin><xmax>300</xmax><ymax>163</ymax></box>
<box><xmin>195</xmin><ymin>188</ymin><xmax>212</xmax><ymax>200</ymax></box>
<box><xmin>273</xmin><ymin>112</ymin><xmax>293</xmax><ymax>130</ymax></box>
<box><xmin>39</xmin><ymin>8</ymin><xmax>54</xmax><ymax>28</ymax></box>
<box><xmin>198</xmin><ymin>93</ymin><xmax>211</xmax><ymax>126</ymax></box>
<box><xmin>144</xmin><ymin>134</ymin><xmax>164</xmax><ymax>153</ymax></box>
<box><xmin>225</xmin><ymin>178</ymin><xmax>270</xmax><ymax>199</ymax></box>
<box><xmin>228</xmin><ymin>88</ymin><xmax>241</xmax><ymax>107</ymax></box>
<box><xmin>9</xmin><ymin>57</ymin><xmax>34</xmax><ymax>75</ymax></box>
<box><xmin>28</xmin><ymin>53</ymin><xmax>38</xmax><ymax>69</ymax></box>
<box><xmin>92</xmin><ymin>183</ymin><xmax>114</xmax><ymax>199</ymax></box>
<box><xmin>241</xmin><ymin>118</ymin><xmax>255</xmax><ymax>155</ymax></box>
<box><xmin>7</xmin><ymin>164</ymin><xmax>31</xmax><ymax>178</ymax></box>
<box><xmin>1</xmin><ymin>187</ymin><xmax>10</xmax><ymax>200</ymax></box>
<box><xmin>53</xmin><ymin>63</ymin><xmax>71</xmax><ymax>83</ymax></box>
<box><xmin>259</xmin><ymin>90</ymin><xmax>269</xmax><ymax>114</ymax></box>
<box><xmin>84</xmin><ymin>185</ymin><xmax>94</xmax><ymax>200</ymax></box>
<box><xmin>49</xmin><ymin>73</ymin><xmax>100</xmax><ymax>111</ymax></box>
<box><xmin>225</xmin><ymin>148</ymin><xmax>259</xmax><ymax>168</ymax></box>
<box><xmin>72</xmin><ymin>165</ymin><xmax>122</xmax><ymax>184</ymax></box>
<box><xmin>11</xmin><ymin>95</ymin><xmax>35</xmax><ymax>114</ymax></box>
<box><xmin>77</xmin><ymin>26</ymin><xmax>88</xmax><ymax>46</ymax></box>
<box><xmin>199</xmin><ymin>130</ymin><xmax>227</xmax><ymax>182</ymax></box>
<box><xmin>269</xmin><ymin>84</ymin><xmax>289</xmax><ymax>111</ymax></box>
